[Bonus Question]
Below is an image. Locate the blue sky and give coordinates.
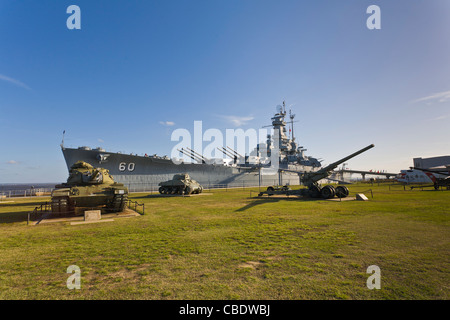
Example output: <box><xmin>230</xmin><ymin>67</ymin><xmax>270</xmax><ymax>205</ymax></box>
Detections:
<box><xmin>0</xmin><ymin>0</ymin><xmax>449</xmax><ymax>183</ymax></box>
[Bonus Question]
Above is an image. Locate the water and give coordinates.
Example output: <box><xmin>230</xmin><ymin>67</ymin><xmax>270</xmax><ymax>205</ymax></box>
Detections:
<box><xmin>0</xmin><ymin>183</ymin><xmax>59</xmax><ymax>197</ymax></box>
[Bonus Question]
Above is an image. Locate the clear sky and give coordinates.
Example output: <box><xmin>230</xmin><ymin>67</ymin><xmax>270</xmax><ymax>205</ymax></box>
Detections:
<box><xmin>1</xmin><ymin>0</ymin><xmax>449</xmax><ymax>183</ymax></box>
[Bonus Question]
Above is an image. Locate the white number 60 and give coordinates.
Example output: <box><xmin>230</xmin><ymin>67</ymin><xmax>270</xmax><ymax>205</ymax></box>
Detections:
<box><xmin>119</xmin><ymin>162</ymin><xmax>135</xmax><ymax>172</ymax></box>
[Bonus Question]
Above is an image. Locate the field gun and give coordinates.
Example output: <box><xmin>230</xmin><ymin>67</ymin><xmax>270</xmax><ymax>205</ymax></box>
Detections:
<box><xmin>259</xmin><ymin>144</ymin><xmax>375</xmax><ymax>199</ymax></box>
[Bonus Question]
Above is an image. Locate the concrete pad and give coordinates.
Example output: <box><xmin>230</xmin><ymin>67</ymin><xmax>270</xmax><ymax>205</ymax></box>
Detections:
<box><xmin>70</xmin><ymin>219</ymin><xmax>114</xmax><ymax>226</ymax></box>
<box><xmin>326</xmin><ymin>197</ymin><xmax>357</xmax><ymax>201</ymax></box>
<box><xmin>31</xmin><ymin>208</ymin><xmax>141</xmax><ymax>225</ymax></box>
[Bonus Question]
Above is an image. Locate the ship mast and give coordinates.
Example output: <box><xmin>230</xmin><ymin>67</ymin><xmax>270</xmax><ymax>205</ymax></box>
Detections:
<box><xmin>289</xmin><ymin>110</ymin><xmax>295</xmax><ymax>140</ymax></box>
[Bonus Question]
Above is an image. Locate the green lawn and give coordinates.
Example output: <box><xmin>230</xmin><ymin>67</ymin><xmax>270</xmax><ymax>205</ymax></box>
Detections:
<box><xmin>0</xmin><ymin>183</ymin><xmax>448</xmax><ymax>300</ymax></box>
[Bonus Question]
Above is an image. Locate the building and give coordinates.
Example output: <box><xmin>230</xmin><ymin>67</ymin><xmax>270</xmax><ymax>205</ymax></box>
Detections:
<box><xmin>413</xmin><ymin>156</ymin><xmax>450</xmax><ymax>169</ymax></box>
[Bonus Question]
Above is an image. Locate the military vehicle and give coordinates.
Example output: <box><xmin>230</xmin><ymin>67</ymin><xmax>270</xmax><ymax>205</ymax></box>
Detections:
<box><xmin>158</xmin><ymin>173</ymin><xmax>203</xmax><ymax>195</ymax></box>
<box><xmin>51</xmin><ymin>161</ymin><xmax>129</xmax><ymax>214</ymax></box>
<box><xmin>265</xmin><ymin>185</ymin><xmax>291</xmax><ymax>195</ymax></box>
<box><xmin>258</xmin><ymin>144</ymin><xmax>375</xmax><ymax>199</ymax></box>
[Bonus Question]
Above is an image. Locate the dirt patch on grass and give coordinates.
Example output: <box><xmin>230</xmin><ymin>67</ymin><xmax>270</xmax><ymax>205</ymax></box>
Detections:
<box><xmin>238</xmin><ymin>261</ymin><xmax>262</xmax><ymax>269</ymax></box>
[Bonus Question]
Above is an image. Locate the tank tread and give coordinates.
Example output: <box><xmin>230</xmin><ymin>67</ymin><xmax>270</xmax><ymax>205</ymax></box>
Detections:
<box><xmin>109</xmin><ymin>194</ymin><xmax>128</xmax><ymax>212</ymax></box>
<box><xmin>51</xmin><ymin>196</ymin><xmax>70</xmax><ymax>214</ymax></box>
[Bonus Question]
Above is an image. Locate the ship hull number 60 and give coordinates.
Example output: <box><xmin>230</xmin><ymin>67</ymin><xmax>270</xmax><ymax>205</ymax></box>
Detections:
<box><xmin>119</xmin><ymin>162</ymin><xmax>135</xmax><ymax>172</ymax></box>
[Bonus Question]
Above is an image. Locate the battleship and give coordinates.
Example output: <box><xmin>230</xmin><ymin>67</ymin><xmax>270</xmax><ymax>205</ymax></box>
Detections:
<box><xmin>61</xmin><ymin>103</ymin><xmax>323</xmax><ymax>191</ymax></box>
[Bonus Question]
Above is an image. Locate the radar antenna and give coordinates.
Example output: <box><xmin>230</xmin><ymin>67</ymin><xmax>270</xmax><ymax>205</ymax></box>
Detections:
<box><xmin>288</xmin><ymin>110</ymin><xmax>298</xmax><ymax>140</ymax></box>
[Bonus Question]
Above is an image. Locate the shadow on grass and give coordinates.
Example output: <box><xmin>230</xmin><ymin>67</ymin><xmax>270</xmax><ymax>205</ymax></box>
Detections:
<box><xmin>0</xmin><ymin>211</ymin><xmax>31</xmax><ymax>224</ymax></box>
<box><xmin>0</xmin><ymin>201</ymin><xmax>46</xmax><ymax>208</ymax></box>
<box><xmin>235</xmin><ymin>196</ymin><xmax>319</xmax><ymax>212</ymax></box>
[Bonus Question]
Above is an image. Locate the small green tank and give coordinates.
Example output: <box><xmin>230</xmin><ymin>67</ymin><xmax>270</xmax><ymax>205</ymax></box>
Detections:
<box><xmin>158</xmin><ymin>173</ymin><xmax>203</xmax><ymax>195</ymax></box>
<box><xmin>51</xmin><ymin>161</ymin><xmax>128</xmax><ymax>214</ymax></box>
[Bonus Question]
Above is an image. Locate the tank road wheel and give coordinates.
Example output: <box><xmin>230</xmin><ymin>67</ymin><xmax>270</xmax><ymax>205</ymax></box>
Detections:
<box><xmin>51</xmin><ymin>197</ymin><xmax>69</xmax><ymax>214</ymax></box>
<box><xmin>335</xmin><ymin>186</ymin><xmax>349</xmax><ymax>198</ymax></box>
<box><xmin>267</xmin><ymin>186</ymin><xmax>275</xmax><ymax>196</ymax></box>
<box><xmin>159</xmin><ymin>187</ymin><xmax>164</xmax><ymax>194</ymax></box>
<box><xmin>308</xmin><ymin>185</ymin><xmax>321</xmax><ymax>198</ymax></box>
<box><xmin>185</xmin><ymin>186</ymin><xmax>192</xmax><ymax>195</ymax></box>
<box><xmin>321</xmin><ymin>185</ymin><xmax>336</xmax><ymax>199</ymax></box>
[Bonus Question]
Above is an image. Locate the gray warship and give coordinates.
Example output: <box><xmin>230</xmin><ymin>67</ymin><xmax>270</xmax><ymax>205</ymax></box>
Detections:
<box><xmin>61</xmin><ymin>103</ymin><xmax>322</xmax><ymax>191</ymax></box>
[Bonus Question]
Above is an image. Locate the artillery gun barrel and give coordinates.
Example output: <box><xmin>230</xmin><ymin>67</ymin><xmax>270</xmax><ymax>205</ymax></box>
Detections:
<box><xmin>177</xmin><ymin>149</ymin><xmax>194</xmax><ymax>161</ymax></box>
<box><xmin>322</xmin><ymin>144</ymin><xmax>374</xmax><ymax>173</ymax></box>
<box><xmin>185</xmin><ymin>147</ymin><xmax>207</xmax><ymax>162</ymax></box>
<box><xmin>218</xmin><ymin>147</ymin><xmax>236</xmax><ymax>159</ymax></box>
<box><xmin>185</xmin><ymin>147</ymin><xmax>207</xmax><ymax>164</ymax></box>
<box><xmin>183</xmin><ymin>148</ymin><xmax>204</xmax><ymax>163</ymax></box>
<box><xmin>178</xmin><ymin>148</ymin><xmax>201</xmax><ymax>163</ymax></box>
<box><xmin>226</xmin><ymin>146</ymin><xmax>243</xmax><ymax>158</ymax></box>
<box><xmin>302</xmin><ymin>144</ymin><xmax>375</xmax><ymax>185</ymax></box>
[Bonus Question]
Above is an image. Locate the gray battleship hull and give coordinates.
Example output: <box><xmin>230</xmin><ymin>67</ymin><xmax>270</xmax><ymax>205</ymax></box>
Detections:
<box><xmin>61</xmin><ymin>147</ymin><xmax>313</xmax><ymax>192</ymax></box>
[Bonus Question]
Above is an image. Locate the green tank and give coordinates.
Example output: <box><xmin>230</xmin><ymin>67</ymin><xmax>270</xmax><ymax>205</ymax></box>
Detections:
<box><xmin>158</xmin><ymin>173</ymin><xmax>203</xmax><ymax>195</ymax></box>
<box><xmin>51</xmin><ymin>161</ymin><xmax>128</xmax><ymax>214</ymax></box>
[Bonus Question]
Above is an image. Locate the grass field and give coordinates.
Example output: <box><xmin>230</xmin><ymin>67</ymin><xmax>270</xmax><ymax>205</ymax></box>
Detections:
<box><xmin>0</xmin><ymin>183</ymin><xmax>448</xmax><ymax>300</ymax></box>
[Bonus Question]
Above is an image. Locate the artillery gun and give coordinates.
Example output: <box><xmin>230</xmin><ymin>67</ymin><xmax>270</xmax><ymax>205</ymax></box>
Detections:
<box><xmin>51</xmin><ymin>161</ymin><xmax>128</xmax><ymax>214</ymax></box>
<box><xmin>159</xmin><ymin>173</ymin><xmax>203</xmax><ymax>195</ymax></box>
<box><xmin>258</xmin><ymin>144</ymin><xmax>375</xmax><ymax>199</ymax></box>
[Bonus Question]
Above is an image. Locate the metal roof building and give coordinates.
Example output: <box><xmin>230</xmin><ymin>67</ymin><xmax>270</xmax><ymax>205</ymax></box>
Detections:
<box><xmin>413</xmin><ymin>155</ymin><xmax>450</xmax><ymax>169</ymax></box>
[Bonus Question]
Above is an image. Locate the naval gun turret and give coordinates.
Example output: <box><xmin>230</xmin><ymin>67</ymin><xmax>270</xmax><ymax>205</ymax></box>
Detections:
<box><xmin>259</xmin><ymin>144</ymin><xmax>375</xmax><ymax>199</ymax></box>
<box><xmin>51</xmin><ymin>161</ymin><xmax>129</xmax><ymax>214</ymax></box>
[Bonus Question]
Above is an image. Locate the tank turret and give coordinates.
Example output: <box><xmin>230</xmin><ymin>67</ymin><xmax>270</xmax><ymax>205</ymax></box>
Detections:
<box><xmin>51</xmin><ymin>161</ymin><xmax>128</xmax><ymax>214</ymax></box>
<box><xmin>158</xmin><ymin>173</ymin><xmax>203</xmax><ymax>195</ymax></box>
